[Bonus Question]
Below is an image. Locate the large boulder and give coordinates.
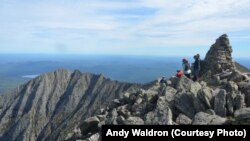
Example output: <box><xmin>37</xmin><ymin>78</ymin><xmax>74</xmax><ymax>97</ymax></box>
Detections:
<box><xmin>235</xmin><ymin>94</ymin><xmax>245</xmax><ymax>110</ymax></box>
<box><xmin>171</xmin><ymin>76</ymin><xmax>201</xmax><ymax>94</ymax></box>
<box><xmin>174</xmin><ymin>87</ymin><xmax>211</xmax><ymax>118</ymax></box>
<box><xmin>174</xmin><ymin>92</ymin><xmax>196</xmax><ymax>118</ymax></box>
<box><xmin>234</xmin><ymin>108</ymin><xmax>250</xmax><ymax>125</ymax></box>
<box><xmin>226</xmin><ymin>92</ymin><xmax>236</xmax><ymax>115</ymax></box>
<box><xmin>121</xmin><ymin>116</ymin><xmax>144</xmax><ymax>125</ymax></box>
<box><xmin>163</xmin><ymin>86</ymin><xmax>177</xmax><ymax>102</ymax></box>
<box><xmin>192</xmin><ymin>112</ymin><xmax>227</xmax><ymax>125</ymax></box>
<box><xmin>144</xmin><ymin>97</ymin><xmax>173</xmax><ymax>125</ymax></box>
<box><xmin>197</xmin><ymin>88</ymin><xmax>213</xmax><ymax>109</ymax></box>
<box><xmin>163</xmin><ymin>86</ymin><xmax>177</xmax><ymax>109</ymax></box>
<box><xmin>176</xmin><ymin>114</ymin><xmax>192</xmax><ymax>125</ymax></box>
<box><xmin>214</xmin><ymin>89</ymin><xmax>227</xmax><ymax>117</ymax></box>
<box><xmin>226</xmin><ymin>81</ymin><xmax>239</xmax><ymax>93</ymax></box>
<box><xmin>116</xmin><ymin>104</ymin><xmax>131</xmax><ymax>119</ymax></box>
<box><xmin>228</xmin><ymin>70</ymin><xmax>246</xmax><ymax>82</ymax></box>
<box><xmin>237</xmin><ymin>82</ymin><xmax>250</xmax><ymax>107</ymax></box>
<box><xmin>106</xmin><ymin>109</ymin><xmax>118</xmax><ymax>124</ymax></box>
<box><xmin>79</xmin><ymin>117</ymin><xmax>100</xmax><ymax>138</ymax></box>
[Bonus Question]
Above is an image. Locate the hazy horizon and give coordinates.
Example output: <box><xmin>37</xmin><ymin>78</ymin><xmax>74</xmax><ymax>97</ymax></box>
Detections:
<box><xmin>1</xmin><ymin>53</ymin><xmax>250</xmax><ymax>60</ymax></box>
<box><xmin>0</xmin><ymin>54</ymin><xmax>249</xmax><ymax>94</ymax></box>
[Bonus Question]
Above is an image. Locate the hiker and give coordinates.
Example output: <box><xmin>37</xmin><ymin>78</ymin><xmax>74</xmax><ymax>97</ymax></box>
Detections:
<box><xmin>193</xmin><ymin>54</ymin><xmax>201</xmax><ymax>81</ymax></box>
<box><xmin>182</xmin><ymin>58</ymin><xmax>191</xmax><ymax>78</ymax></box>
<box><xmin>160</xmin><ymin>76</ymin><xmax>167</xmax><ymax>84</ymax></box>
<box><xmin>176</xmin><ymin>70</ymin><xmax>184</xmax><ymax>78</ymax></box>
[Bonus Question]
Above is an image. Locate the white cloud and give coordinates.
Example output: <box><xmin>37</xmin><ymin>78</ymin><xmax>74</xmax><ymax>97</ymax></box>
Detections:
<box><xmin>0</xmin><ymin>0</ymin><xmax>250</xmax><ymax>55</ymax></box>
<box><xmin>125</xmin><ymin>0</ymin><xmax>250</xmax><ymax>44</ymax></box>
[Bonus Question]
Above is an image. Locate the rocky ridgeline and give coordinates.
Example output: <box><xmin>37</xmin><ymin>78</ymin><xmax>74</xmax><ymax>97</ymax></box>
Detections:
<box><xmin>67</xmin><ymin>35</ymin><xmax>250</xmax><ymax>141</ymax></box>
<box><xmin>0</xmin><ymin>70</ymin><xmax>138</xmax><ymax>141</ymax></box>
<box><xmin>66</xmin><ymin>77</ymin><xmax>249</xmax><ymax>141</ymax></box>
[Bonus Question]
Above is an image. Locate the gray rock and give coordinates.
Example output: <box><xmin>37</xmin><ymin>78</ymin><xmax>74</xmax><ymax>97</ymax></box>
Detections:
<box><xmin>197</xmin><ymin>88</ymin><xmax>212</xmax><ymax>109</ymax></box>
<box><xmin>234</xmin><ymin>108</ymin><xmax>250</xmax><ymax>124</ymax></box>
<box><xmin>229</xmin><ymin>70</ymin><xmax>245</xmax><ymax>82</ymax></box>
<box><xmin>135</xmin><ymin>97</ymin><xmax>143</xmax><ymax>104</ymax></box>
<box><xmin>163</xmin><ymin>86</ymin><xmax>177</xmax><ymax>108</ymax></box>
<box><xmin>190</xmin><ymin>82</ymin><xmax>202</xmax><ymax>94</ymax></box>
<box><xmin>214</xmin><ymin>89</ymin><xmax>227</xmax><ymax>117</ymax></box>
<box><xmin>116</xmin><ymin>116</ymin><xmax>126</xmax><ymax>124</ymax></box>
<box><xmin>128</xmin><ymin>93</ymin><xmax>138</xmax><ymax>103</ymax></box>
<box><xmin>65</xmin><ymin>128</ymin><xmax>82</xmax><ymax>141</ymax></box>
<box><xmin>190</xmin><ymin>92</ymin><xmax>207</xmax><ymax>113</ymax></box>
<box><xmin>143</xmin><ymin>92</ymin><xmax>158</xmax><ymax>103</ymax></box>
<box><xmin>237</xmin><ymin>82</ymin><xmax>250</xmax><ymax>107</ymax></box>
<box><xmin>219</xmin><ymin>71</ymin><xmax>232</xmax><ymax>80</ymax></box>
<box><xmin>192</xmin><ymin>112</ymin><xmax>227</xmax><ymax>125</ymax></box>
<box><xmin>169</xmin><ymin>76</ymin><xmax>179</xmax><ymax>87</ymax></box>
<box><xmin>96</xmin><ymin>115</ymin><xmax>106</xmax><ymax>122</ymax></box>
<box><xmin>80</xmin><ymin>117</ymin><xmax>100</xmax><ymax>137</ymax></box>
<box><xmin>176</xmin><ymin>114</ymin><xmax>192</xmax><ymax>125</ymax></box>
<box><xmin>131</xmin><ymin>103</ymin><xmax>147</xmax><ymax>116</ymax></box>
<box><xmin>122</xmin><ymin>92</ymin><xmax>131</xmax><ymax>103</ymax></box>
<box><xmin>200</xmin><ymin>81</ymin><xmax>207</xmax><ymax>88</ymax></box>
<box><xmin>166</xmin><ymin>80</ymin><xmax>172</xmax><ymax>86</ymax></box>
<box><xmin>174</xmin><ymin>92</ymin><xmax>196</xmax><ymax>118</ymax></box>
<box><xmin>205</xmin><ymin>109</ymin><xmax>216</xmax><ymax>115</ymax></box>
<box><xmin>145</xmin><ymin>97</ymin><xmax>172</xmax><ymax>125</ymax></box>
<box><xmin>164</xmin><ymin>86</ymin><xmax>177</xmax><ymax>102</ymax></box>
<box><xmin>226</xmin><ymin>81</ymin><xmax>238</xmax><ymax>93</ymax></box>
<box><xmin>106</xmin><ymin>109</ymin><xmax>118</xmax><ymax>124</ymax></box>
<box><xmin>226</xmin><ymin>92</ymin><xmax>235</xmax><ymax>115</ymax></box>
<box><xmin>173</xmin><ymin>77</ymin><xmax>202</xmax><ymax>94</ymax></box>
<box><xmin>235</xmin><ymin>94</ymin><xmax>245</xmax><ymax>110</ymax></box>
<box><xmin>211</xmin><ymin>75</ymin><xmax>221</xmax><ymax>85</ymax></box>
<box><xmin>122</xmin><ymin>116</ymin><xmax>144</xmax><ymax>125</ymax></box>
<box><xmin>117</xmin><ymin>105</ymin><xmax>131</xmax><ymax>118</ymax></box>
<box><xmin>83</xmin><ymin>133</ymin><xmax>100</xmax><ymax>141</ymax></box>
<box><xmin>220</xmin><ymin>79</ymin><xmax>228</xmax><ymax>85</ymax></box>
<box><xmin>110</xmin><ymin>99</ymin><xmax>121</xmax><ymax>109</ymax></box>
<box><xmin>212</xmin><ymin>88</ymin><xmax>221</xmax><ymax>97</ymax></box>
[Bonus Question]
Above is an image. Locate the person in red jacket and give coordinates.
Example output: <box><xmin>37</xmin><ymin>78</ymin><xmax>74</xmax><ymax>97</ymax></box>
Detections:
<box><xmin>176</xmin><ymin>70</ymin><xmax>184</xmax><ymax>78</ymax></box>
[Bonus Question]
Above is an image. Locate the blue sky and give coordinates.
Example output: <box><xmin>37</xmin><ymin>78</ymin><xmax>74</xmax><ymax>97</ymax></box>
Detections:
<box><xmin>0</xmin><ymin>0</ymin><xmax>250</xmax><ymax>57</ymax></box>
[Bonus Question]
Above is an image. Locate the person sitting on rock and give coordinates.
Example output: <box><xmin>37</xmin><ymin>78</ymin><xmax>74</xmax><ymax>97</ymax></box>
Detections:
<box><xmin>193</xmin><ymin>54</ymin><xmax>201</xmax><ymax>81</ymax></box>
<box><xmin>176</xmin><ymin>70</ymin><xmax>184</xmax><ymax>78</ymax></box>
<box><xmin>182</xmin><ymin>58</ymin><xmax>191</xmax><ymax>79</ymax></box>
<box><xmin>160</xmin><ymin>76</ymin><xmax>167</xmax><ymax>84</ymax></box>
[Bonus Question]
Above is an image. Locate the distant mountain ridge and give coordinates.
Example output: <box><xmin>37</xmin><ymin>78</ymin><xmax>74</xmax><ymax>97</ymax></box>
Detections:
<box><xmin>0</xmin><ymin>69</ymin><xmax>138</xmax><ymax>141</ymax></box>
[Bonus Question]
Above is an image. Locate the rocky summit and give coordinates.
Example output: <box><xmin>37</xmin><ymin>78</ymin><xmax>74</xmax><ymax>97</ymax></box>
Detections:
<box><xmin>0</xmin><ymin>34</ymin><xmax>250</xmax><ymax>141</ymax></box>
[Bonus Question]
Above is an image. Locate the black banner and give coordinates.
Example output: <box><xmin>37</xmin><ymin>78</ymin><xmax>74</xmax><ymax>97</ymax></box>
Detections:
<box><xmin>102</xmin><ymin>125</ymin><xmax>250</xmax><ymax>141</ymax></box>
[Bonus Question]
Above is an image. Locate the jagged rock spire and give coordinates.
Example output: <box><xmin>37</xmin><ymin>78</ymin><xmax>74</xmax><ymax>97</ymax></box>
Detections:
<box><xmin>203</xmin><ymin>34</ymin><xmax>236</xmax><ymax>74</ymax></box>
